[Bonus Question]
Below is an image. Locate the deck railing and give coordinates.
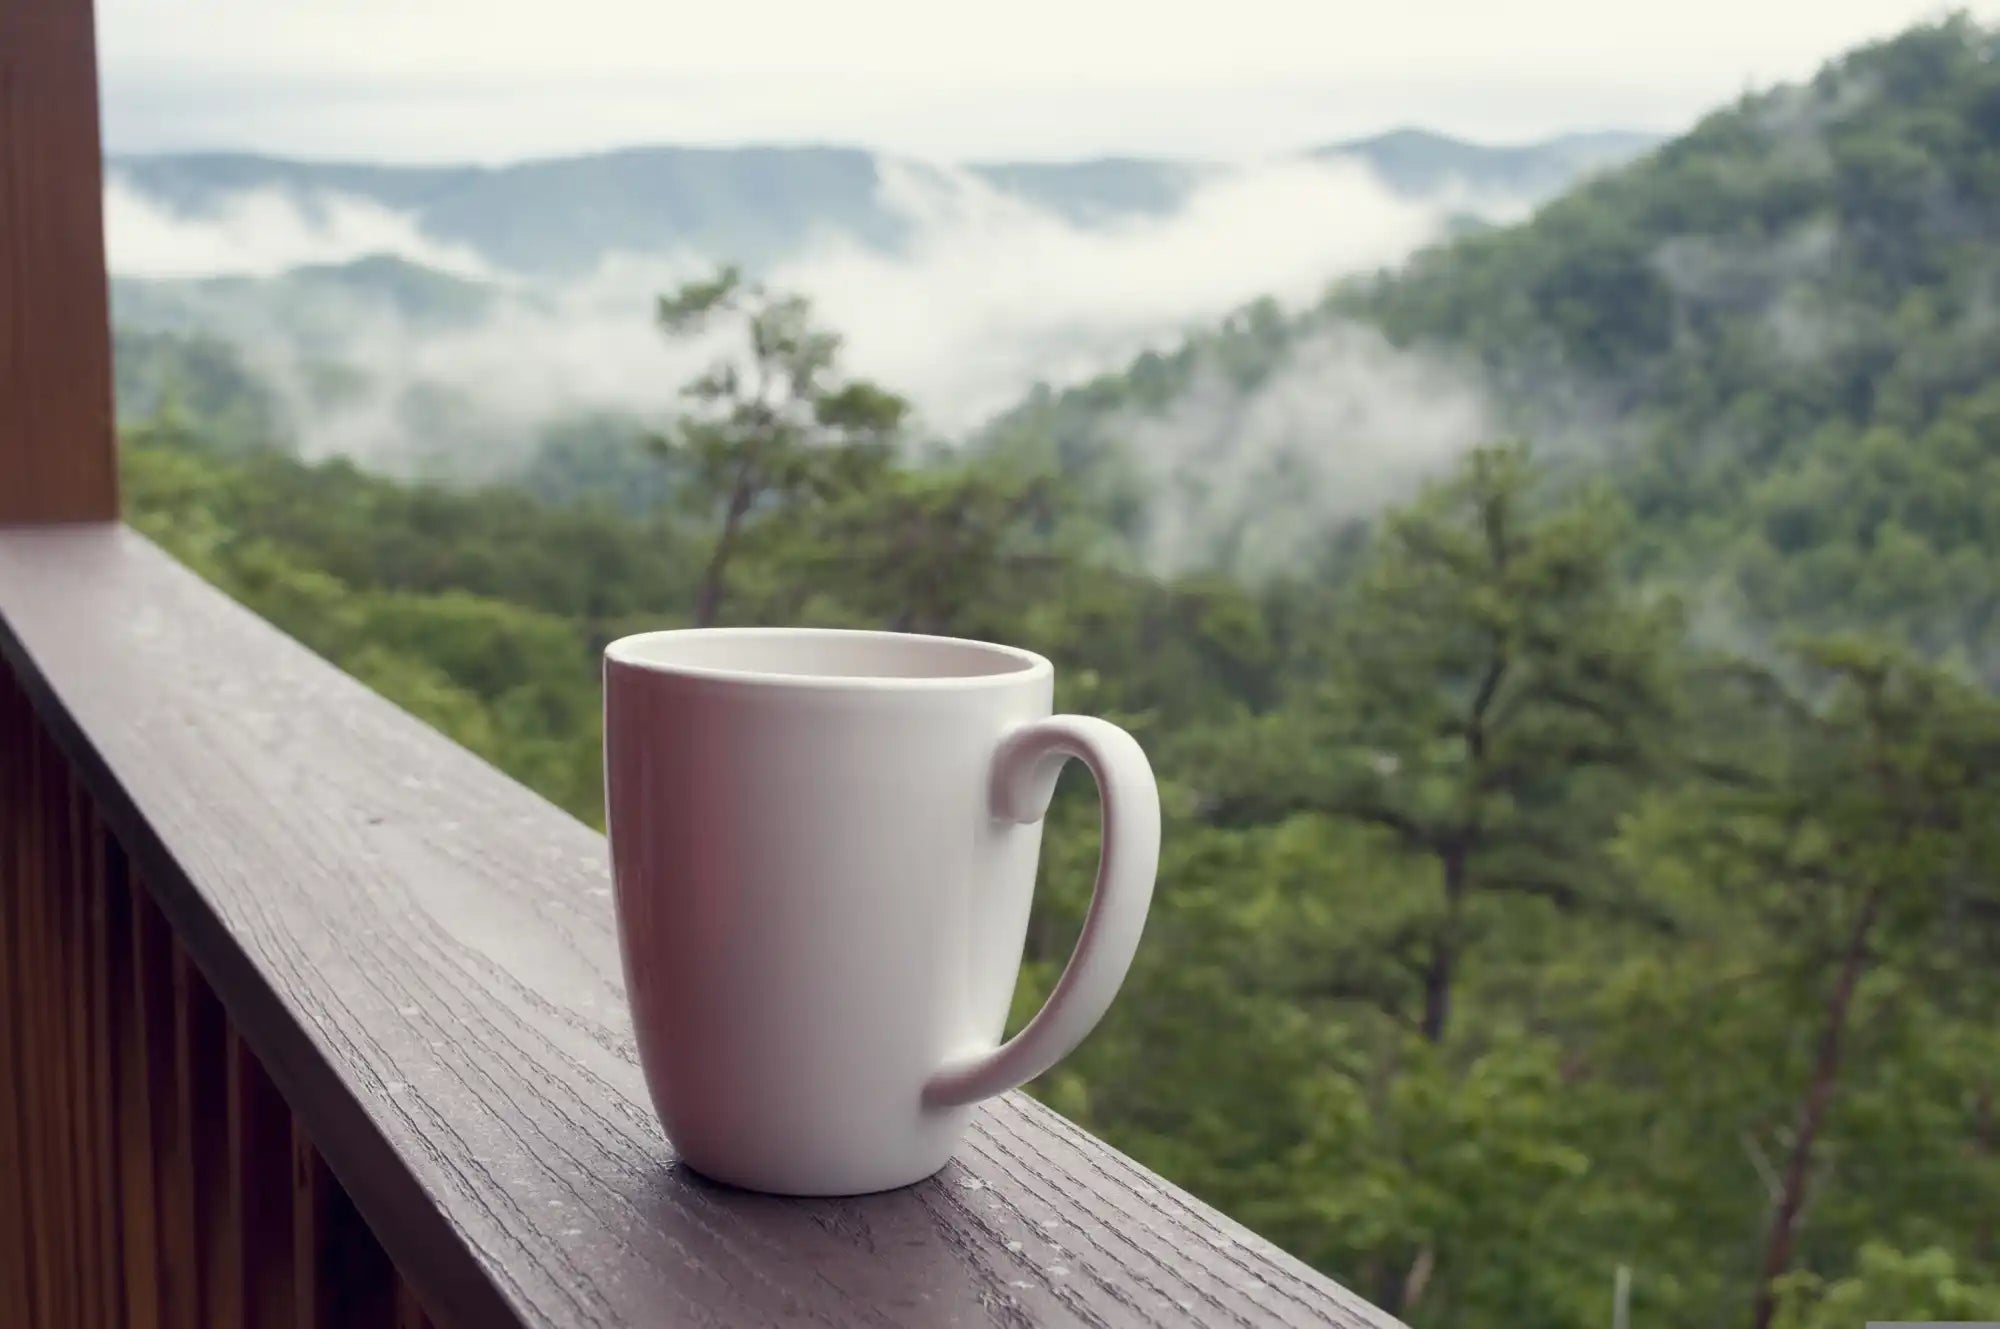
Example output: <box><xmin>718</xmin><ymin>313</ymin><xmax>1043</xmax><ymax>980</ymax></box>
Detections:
<box><xmin>0</xmin><ymin>526</ymin><xmax>1408</xmax><ymax>1329</ymax></box>
<box><xmin>0</xmin><ymin>0</ymin><xmax>1407</xmax><ymax>1322</ymax></box>
<box><xmin>2</xmin><ymin>627</ymin><xmax>413</xmax><ymax>1328</ymax></box>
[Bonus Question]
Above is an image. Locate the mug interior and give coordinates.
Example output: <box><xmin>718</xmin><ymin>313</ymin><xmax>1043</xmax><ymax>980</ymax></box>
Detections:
<box><xmin>605</xmin><ymin>628</ymin><xmax>1047</xmax><ymax>685</ymax></box>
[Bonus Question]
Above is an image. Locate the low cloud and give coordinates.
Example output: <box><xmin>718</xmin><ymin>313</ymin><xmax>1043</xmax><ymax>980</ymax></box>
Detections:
<box><xmin>778</xmin><ymin>157</ymin><xmax>1448</xmax><ymax>431</ymax></box>
<box><xmin>1112</xmin><ymin>324</ymin><xmax>1497</xmax><ymax>576</ymax></box>
<box><xmin>106</xmin><ymin>154</ymin><xmax>1501</xmax><ymax>540</ymax></box>
<box><xmin>1651</xmin><ymin>219</ymin><xmax>1837</xmax><ymax>312</ymax></box>
<box><xmin>105</xmin><ymin>179</ymin><xmax>491</xmax><ymax>279</ymax></box>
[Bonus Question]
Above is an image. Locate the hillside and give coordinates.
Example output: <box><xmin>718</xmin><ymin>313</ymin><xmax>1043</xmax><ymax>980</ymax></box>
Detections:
<box><xmin>993</xmin><ymin>18</ymin><xmax>2000</xmax><ymax>673</ymax></box>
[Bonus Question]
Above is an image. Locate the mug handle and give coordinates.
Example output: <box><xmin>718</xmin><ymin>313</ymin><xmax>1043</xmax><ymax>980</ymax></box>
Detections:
<box><xmin>923</xmin><ymin>715</ymin><xmax>1160</xmax><ymax>1108</ymax></box>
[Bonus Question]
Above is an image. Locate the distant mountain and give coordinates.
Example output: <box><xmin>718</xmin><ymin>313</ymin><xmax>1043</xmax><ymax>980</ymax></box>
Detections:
<box><xmin>112</xmin><ymin>255</ymin><xmax>496</xmax><ymax>355</ymax></box>
<box><xmin>1315</xmin><ymin>128</ymin><xmax>1661</xmax><ymax>201</ymax></box>
<box><xmin>107</xmin><ymin>132</ymin><xmax>1655</xmax><ymax>280</ymax></box>
<box><xmin>963</xmin><ymin>157</ymin><xmax>1219</xmax><ymax>224</ymax></box>
<box><xmin>108</xmin><ymin>147</ymin><xmax>1204</xmax><ymax>278</ymax></box>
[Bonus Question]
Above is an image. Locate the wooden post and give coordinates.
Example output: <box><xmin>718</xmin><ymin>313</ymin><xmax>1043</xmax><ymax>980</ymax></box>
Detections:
<box><xmin>0</xmin><ymin>0</ymin><xmax>119</xmax><ymax>522</ymax></box>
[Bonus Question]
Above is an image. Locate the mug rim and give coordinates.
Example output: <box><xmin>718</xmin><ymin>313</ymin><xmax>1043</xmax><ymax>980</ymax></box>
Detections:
<box><xmin>604</xmin><ymin>626</ymin><xmax>1054</xmax><ymax>691</ymax></box>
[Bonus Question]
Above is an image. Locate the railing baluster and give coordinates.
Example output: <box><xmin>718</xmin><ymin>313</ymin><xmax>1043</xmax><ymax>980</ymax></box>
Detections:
<box><xmin>52</xmin><ymin>728</ymin><xmax>88</xmax><ymax>1329</ymax></box>
<box><xmin>16</xmin><ymin>719</ymin><xmax>39</xmax><ymax>1325</ymax></box>
<box><xmin>4</xmin><ymin>673</ymin><xmax>355</xmax><ymax>1328</ymax></box>
<box><xmin>133</xmin><ymin>888</ymin><xmax>199</xmax><ymax>1329</ymax></box>
<box><xmin>117</xmin><ymin>851</ymin><xmax>163</xmax><ymax>1329</ymax></box>
<box><xmin>26</xmin><ymin>724</ymin><xmax>66</xmax><ymax>1328</ymax></box>
<box><xmin>59</xmin><ymin>766</ymin><xmax>100</xmax><ymax>1329</ymax></box>
<box><xmin>0</xmin><ymin>674</ymin><xmax>35</xmax><ymax>1328</ymax></box>
<box><xmin>291</xmin><ymin>1124</ymin><xmax>323</xmax><ymax>1329</ymax></box>
<box><xmin>230</xmin><ymin>1028</ymin><xmax>295</xmax><ymax>1328</ymax></box>
<box><xmin>293</xmin><ymin>1122</ymin><xmax>395</xmax><ymax>1329</ymax></box>
<box><xmin>85</xmin><ymin>803</ymin><xmax>125</xmax><ymax>1329</ymax></box>
<box><xmin>177</xmin><ymin>944</ymin><xmax>236</xmax><ymax>1329</ymax></box>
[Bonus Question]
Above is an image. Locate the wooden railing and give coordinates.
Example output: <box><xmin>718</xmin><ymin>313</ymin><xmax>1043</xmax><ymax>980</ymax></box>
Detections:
<box><xmin>2</xmin><ymin>658</ymin><xmax>419</xmax><ymax>1328</ymax></box>
<box><xmin>0</xmin><ymin>526</ymin><xmax>1408</xmax><ymax>1329</ymax></box>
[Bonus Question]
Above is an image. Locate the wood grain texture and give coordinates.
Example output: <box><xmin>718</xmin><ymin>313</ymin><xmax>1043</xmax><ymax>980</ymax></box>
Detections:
<box><xmin>0</xmin><ymin>0</ymin><xmax>120</xmax><ymax>522</ymax></box>
<box><xmin>0</xmin><ymin>524</ymin><xmax>1405</xmax><ymax>1329</ymax></box>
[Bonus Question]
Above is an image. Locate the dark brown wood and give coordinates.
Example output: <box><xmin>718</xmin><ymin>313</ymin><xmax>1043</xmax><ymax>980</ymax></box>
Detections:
<box><xmin>85</xmin><ymin>802</ymin><xmax>125</xmax><ymax>1329</ymax></box>
<box><xmin>0</xmin><ymin>672</ymin><xmax>31</xmax><ymax>1329</ymax></box>
<box><xmin>7</xmin><ymin>687</ymin><xmax>51</xmax><ymax>1329</ymax></box>
<box><xmin>293</xmin><ymin>1121</ymin><xmax>395</xmax><ymax>1329</ymax></box>
<box><xmin>4</xmin><ymin>681</ymin><xmax>308</xmax><ymax>1329</ymax></box>
<box><xmin>59</xmin><ymin>742</ymin><xmax>91</xmax><ymax>1329</ymax></box>
<box><xmin>230</xmin><ymin>1028</ymin><xmax>295</xmax><ymax>1329</ymax></box>
<box><xmin>10</xmin><ymin>718</ymin><xmax>39</xmax><ymax>1326</ymax></box>
<box><xmin>393</xmin><ymin>1279</ymin><xmax>435</xmax><ymax>1329</ymax></box>
<box><xmin>136</xmin><ymin>886</ymin><xmax>201</xmax><ymax>1329</ymax></box>
<box><xmin>116</xmin><ymin>846</ymin><xmax>164</xmax><ymax>1329</ymax></box>
<box><xmin>292</xmin><ymin>1123</ymin><xmax>324</xmax><ymax>1329</ymax></box>
<box><xmin>58</xmin><ymin>765</ymin><xmax>98</xmax><ymax>1329</ymax></box>
<box><xmin>30</xmin><ymin>722</ymin><xmax>78</xmax><ymax>1329</ymax></box>
<box><xmin>0</xmin><ymin>525</ymin><xmax>1404</xmax><ymax>1329</ymax></box>
<box><xmin>0</xmin><ymin>0</ymin><xmax>120</xmax><ymax>522</ymax></box>
<box><xmin>0</xmin><ymin>684</ymin><xmax>140</xmax><ymax>1329</ymax></box>
<box><xmin>178</xmin><ymin>943</ymin><xmax>238</xmax><ymax>1329</ymax></box>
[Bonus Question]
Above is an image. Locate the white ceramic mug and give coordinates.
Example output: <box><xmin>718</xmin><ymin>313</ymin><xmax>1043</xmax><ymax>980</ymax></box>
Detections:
<box><xmin>603</xmin><ymin>627</ymin><xmax>1160</xmax><ymax>1195</ymax></box>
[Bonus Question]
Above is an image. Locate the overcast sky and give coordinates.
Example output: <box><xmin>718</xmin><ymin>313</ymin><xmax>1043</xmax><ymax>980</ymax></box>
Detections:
<box><xmin>99</xmin><ymin>1</ymin><xmax>1996</xmax><ymax>163</ymax></box>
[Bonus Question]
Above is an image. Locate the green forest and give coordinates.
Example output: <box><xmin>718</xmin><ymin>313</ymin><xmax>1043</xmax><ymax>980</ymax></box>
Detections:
<box><xmin>119</xmin><ymin>18</ymin><xmax>2000</xmax><ymax>1329</ymax></box>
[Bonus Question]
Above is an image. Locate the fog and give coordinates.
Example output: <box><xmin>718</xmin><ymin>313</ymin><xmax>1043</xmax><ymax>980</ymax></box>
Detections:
<box><xmin>105</xmin><ymin>180</ymin><xmax>491</xmax><ymax>280</ymax></box>
<box><xmin>107</xmin><ymin>152</ymin><xmax>1514</xmax><ymax>551</ymax></box>
<box><xmin>769</xmin><ymin>157</ymin><xmax>1458</xmax><ymax>431</ymax></box>
<box><xmin>1115</xmin><ymin>326</ymin><xmax>1496</xmax><ymax>575</ymax></box>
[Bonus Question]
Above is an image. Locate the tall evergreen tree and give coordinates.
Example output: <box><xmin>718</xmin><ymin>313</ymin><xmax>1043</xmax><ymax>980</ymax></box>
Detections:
<box><xmin>651</xmin><ymin>266</ymin><xmax>907</xmax><ymax>626</ymax></box>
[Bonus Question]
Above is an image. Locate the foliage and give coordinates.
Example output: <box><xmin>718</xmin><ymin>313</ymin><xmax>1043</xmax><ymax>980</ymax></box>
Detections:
<box><xmin>649</xmin><ymin>265</ymin><xmax>908</xmax><ymax>624</ymax></box>
<box><xmin>1774</xmin><ymin>1244</ymin><xmax>2000</xmax><ymax>1329</ymax></box>
<box><xmin>126</xmin><ymin>420</ymin><xmax>2000</xmax><ymax>1329</ymax></box>
<box><xmin>114</xmin><ymin>327</ymin><xmax>292</xmax><ymax>454</ymax></box>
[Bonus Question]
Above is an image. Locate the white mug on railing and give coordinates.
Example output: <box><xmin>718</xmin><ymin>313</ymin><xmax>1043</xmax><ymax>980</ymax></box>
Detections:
<box><xmin>603</xmin><ymin>628</ymin><xmax>1160</xmax><ymax>1196</ymax></box>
